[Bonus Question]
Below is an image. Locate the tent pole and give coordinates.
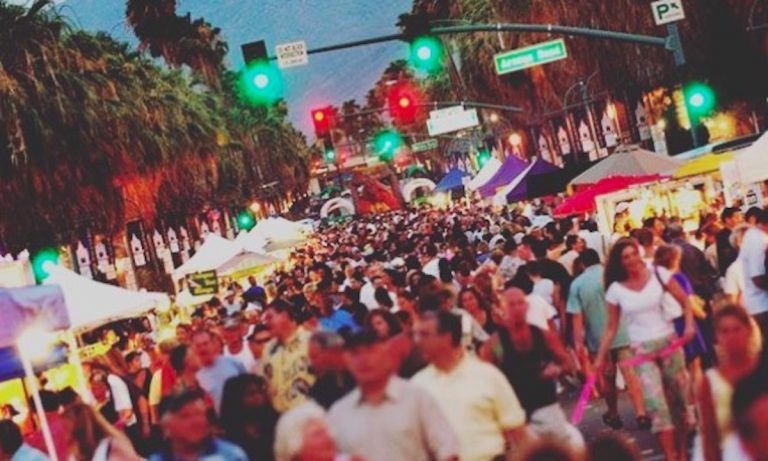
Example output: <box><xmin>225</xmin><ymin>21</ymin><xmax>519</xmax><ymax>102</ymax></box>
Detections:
<box><xmin>65</xmin><ymin>330</ymin><xmax>92</xmax><ymax>404</ymax></box>
<box><xmin>19</xmin><ymin>353</ymin><xmax>59</xmax><ymax>461</ymax></box>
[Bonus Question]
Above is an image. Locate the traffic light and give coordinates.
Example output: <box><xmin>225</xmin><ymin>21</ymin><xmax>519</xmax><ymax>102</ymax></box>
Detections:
<box><xmin>32</xmin><ymin>247</ymin><xmax>59</xmax><ymax>282</ymax></box>
<box><xmin>322</xmin><ymin>137</ymin><xmax>336</xmax><ymax>164</ymax></box>
<box><xmin>311</xmin><ymin>107</ymin><xmax>334</xmax><ymax>137</ymax></box>
<box><xmin>387</xmin><ymin>84</ymin><xmax>420</xmax><ymax>125</ymax></box>
<box><xmin>409</xmin><ymin>36</ymin><xmax>444</xmax><ymax>73</ymax></box>
<box><xmin>399</xmin><ymin>12</ymin><xmax>444</xmax><ymax>73</ymax></box>
<box><xmin>236</xmin><ymin>210</ymin><xmax>255</xmax><ymax>231</ymax></box>
<box><xmin>373</xmin><ymin>129</ymin><xmax>403</xmax><ymax>162</ymax></box>
<box><xmin>685</xmin><ymin>82</ymin><xmax>716</xmax><ymax>118</ymax></box>
<box><xmin>240</xmin><ymin>40</ymin><xmax>283</xmax><ymax>105</ymax></box>
<box><xmin>476</xmin><ymin>149</ymin><xmax>491</xmax><ymax>168</ymax></box>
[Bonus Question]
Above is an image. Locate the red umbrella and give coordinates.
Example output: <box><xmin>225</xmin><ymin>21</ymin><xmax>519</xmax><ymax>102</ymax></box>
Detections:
<box><xmin>553</xmin><ymin>175</ymin><xmax>664</xmax><ymax>217</ymax></box>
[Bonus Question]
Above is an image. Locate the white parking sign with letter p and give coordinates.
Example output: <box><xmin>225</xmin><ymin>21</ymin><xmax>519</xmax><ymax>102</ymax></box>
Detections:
<box><xmin>651</xmin><ymin>0</ymin><xmax>686</xmax><ymax>25</ymax></box>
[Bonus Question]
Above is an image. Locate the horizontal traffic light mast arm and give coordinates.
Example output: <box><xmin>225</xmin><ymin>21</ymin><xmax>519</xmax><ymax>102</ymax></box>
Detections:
<box><xmin>266</xmin><ymin>23</ymin><xmax>672</xmax><ymax>60</ymax></box>
<box><xmin>338</xmin><ymin>100</ymin><xmax>523</xmax><ymax>119</ymax></box>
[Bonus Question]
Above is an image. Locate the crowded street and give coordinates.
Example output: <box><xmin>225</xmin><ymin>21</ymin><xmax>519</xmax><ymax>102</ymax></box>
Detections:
<box><xmin>1</xmin><ymin>1</ymin><xmax>768</xmax><ymax>460</ymax></box>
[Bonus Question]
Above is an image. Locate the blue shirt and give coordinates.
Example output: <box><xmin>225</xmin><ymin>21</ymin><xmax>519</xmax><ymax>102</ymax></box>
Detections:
<box><xmin>149</xmin><ymin>437</ymin><xmax>248</xmax><ymax>461</ymax></box>
<box><xmin>196</xmin><ymin>356</ymin><xmax>246</xmax><ymax>414</ymax></box>
<box><xmin>11</xmin><ymin>444</ymin><xmax>49</xmax><ymax>461</ymax></box>
<box><xmin>567</xmin><ymin>265</ymin><xmax>630</xmax><ymax>351</ymax></box>
<box><xmin>320</xmin><ymin>308</ymin><xmax>359</xmax><ymax>333</ymax></box>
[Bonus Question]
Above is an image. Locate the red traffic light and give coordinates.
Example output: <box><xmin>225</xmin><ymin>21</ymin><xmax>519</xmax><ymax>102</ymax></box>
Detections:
<box><xmin>388</xmin><ymin>84</ymin><xmax>420</xmax><ymax>125</ymax></box>
<box><xmin>311</xmin><ymin>107</ymin><xmax>333</xmax><ymax>136</ymax></box>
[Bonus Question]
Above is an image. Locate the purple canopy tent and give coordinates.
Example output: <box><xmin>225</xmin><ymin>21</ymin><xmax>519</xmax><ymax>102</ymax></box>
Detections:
<box><xmin>505</xmin><ymin>158</ymin><xmax>560</xmax><ymax>203</ymax></box>
<box><xmin>478</xmin><ymin>155</ymin><xmax>529</xmax><ymax>198</ymax></box>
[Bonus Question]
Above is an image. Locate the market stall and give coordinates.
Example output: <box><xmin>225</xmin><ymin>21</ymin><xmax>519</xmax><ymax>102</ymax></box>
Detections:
<box><xmin>569</xmin><ymin>144</ymin><xmax>683</xmax><ymax>186</ymax></box>
<box><xmin>434</xmin><ymin>167</ymin><xmax>470</xmax><ymax>192</ymax></box>
<box><xmin>172</xmin><ymin>234</ymin><xmax>275</xmax><ymax>281</ymax></box>
<box><xmin>477</xmin><ymin>155</ymin><xmax>528</xmax><ymax>198</ymax></box>
<box><xmin>503</xmin><ymin>158</ymin><xmax>560</xmax><ymax>203</ymax></box>
<box><xmin>594</xmin><ymin>177</ymin><xmax>713</xmax><ymax>236</ymax></box>
<box><xmin>44</xmin><ymin>265</ymin><xmax>169</xmax><ymax>330</ymax></box>
<box><xmin>553</xmin><ymin>175</ymin><xmax>665</xmax><ymax>217</ymax></box>
<box><xmin>735</xmin><ymin>131</ymin><xmax>768</xmax><ymax>186</ymax></box>
<box><xmin>465</xmin><ymin>157</ymin><xmax>502</xmax><ymax>191</ymax></box>
<box><xmin>672</xmin><ymin>151</ymin><xmax>735</xmax><ymax>179</ymax></box>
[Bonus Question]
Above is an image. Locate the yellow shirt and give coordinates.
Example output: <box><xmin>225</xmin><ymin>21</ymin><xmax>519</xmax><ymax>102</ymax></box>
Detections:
<box><xmin>412</xmin><ymin>355</ymin><xmax>526</xmax><ymax>461</ymax></box>
<box><xmin>262</xmin><ymin>328</ymin><xmax>315</xmax><ymax>413</ymax></box>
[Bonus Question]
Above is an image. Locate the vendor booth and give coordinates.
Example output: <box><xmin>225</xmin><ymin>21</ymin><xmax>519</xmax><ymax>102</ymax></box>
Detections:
<box><xmin>594</xmin><ymin>177</ymin><xmax>714</xmax><ymax>236</ymax></box>
<box><xmin>465</xmin><ymin>157</ymin><xmax>502</xmax><ymax>191</ymax></box>
<box><xmin>570</xmin><ymin>144</ymin><xmax>683</xmax><ymax>186</ymax></box>
<box><xmin>723</xmin><ymin>131</ymin><xmax>768</xmax><ymax>207</ymax></box>
<box><xmin>492</xmin><ymin>158</ymin><xmax>559</xmax><ymax>205</ymax></box>
<box><xmin>434</xmin><ymin>167</ymin><xmax>470</xmax><ymax>193</ymax></box>
<box><xmin>45</xmin><ymin>265</ymin><xmax>169</xmax><ymax>330</ymax></box>
<box><xmin>477</xmin><ymin>155</ymin><xmax>528</xmax><ymax>198</ymax></box>
<box><xmin>173</xmin><ymin>234</ymin><xmax>275</xmax><ymax>281</ymax></box>
<box><xmin>553</xmin><ymin>175</ymin><xmax>665</xmax><ymax>217</ymax></box>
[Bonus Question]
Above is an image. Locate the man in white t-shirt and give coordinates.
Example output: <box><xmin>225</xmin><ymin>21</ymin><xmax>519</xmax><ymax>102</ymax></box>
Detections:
<box><xmin>222</xmin><ymin>316</ymin><xmax>257</xmax><ymax>371</ymax></box>
<box><xmin>739</xmin><ymin>210</ymin><xmax>768</xmax><ymax>341</ymax></box>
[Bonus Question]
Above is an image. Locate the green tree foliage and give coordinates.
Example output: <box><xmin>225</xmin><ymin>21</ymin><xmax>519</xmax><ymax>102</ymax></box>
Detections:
<box><xmin>0</xmin><ymin>0</ymin><xmax>309</xmax><ymax>251</ymax></box>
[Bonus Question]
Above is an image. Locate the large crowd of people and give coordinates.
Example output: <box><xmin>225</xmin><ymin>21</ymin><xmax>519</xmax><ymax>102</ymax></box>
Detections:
<box><xmin>4</xmin><ymin>201</ymin><xmax>768</xmax><ymax>461</ymax></box>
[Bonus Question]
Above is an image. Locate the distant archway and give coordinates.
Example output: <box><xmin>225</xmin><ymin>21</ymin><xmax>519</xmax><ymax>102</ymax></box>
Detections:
<box><xmin>320</xmin><ymin>198</ymin><xmax>356</xmax><ymax>218</ymax></box>
<box><xmin>402</xmin><ymin>178</ymin><xmax>436</xmax><ymax>203</ymax></box>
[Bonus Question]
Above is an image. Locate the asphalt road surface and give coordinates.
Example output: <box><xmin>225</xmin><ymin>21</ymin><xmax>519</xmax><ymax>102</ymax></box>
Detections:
<box><xmin>563</xmin><ymin>390</ymin><xmax>665</xmax><ymax>460</ymax></box>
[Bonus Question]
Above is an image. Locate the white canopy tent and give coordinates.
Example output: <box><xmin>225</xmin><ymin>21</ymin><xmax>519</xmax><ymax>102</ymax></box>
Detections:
<box><xmin>735</xmin><ymin>131</ymin><xmax>768</xmax><ymax>185</ymax></box>
<box><xmin>243</xmin><ymin>217</ymin><xmax>310</xmax><ymax>252</ymax></box>
<box><xmin>465</xmin><ymin>157</ymin><xmax>503</xmax><ymax>191</ymax></box>
<box><xmin>44</xmin><ymin>266</ymin><xmax>169</xmax><ymax>330</ymax></box>
<box><xmin>172</xmin><ymin>234</ymin><xmax>276</xmax><ymax>280</ymax></box>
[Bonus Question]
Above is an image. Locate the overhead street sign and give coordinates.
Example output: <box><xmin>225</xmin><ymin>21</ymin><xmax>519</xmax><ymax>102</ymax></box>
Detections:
<box><xmin>494</xmin><ymin>39</ymin><xmax>567</xmax><ymax>75</ymax></box>
<box><xmin>411</xmin><ymin>139</ymin><xmax>438</xmax><ymax>152</ymax></box>
<box><xmin>275</xmin><ymin>40</ymin><xmax>308</xmax><ymax>69</ymax></box>
<box><xmin>651</xmin><ymin>0</ymin><xmax>686</xmax><ymax>25</ymax></box>
<box><xmin>429</xmin><ymin>106</ymin><xmax>464</xmax><ymax>120</ymax></box>
<box><xmin>427</xmin><ymin>109</ymin><xmax>479</xmax><ymax>136</ymax></box>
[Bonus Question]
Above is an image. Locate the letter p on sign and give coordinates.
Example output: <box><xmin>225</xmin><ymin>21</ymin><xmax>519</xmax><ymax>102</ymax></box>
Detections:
<box><xmin>651</xmin><ymin>0</ymin><xmax>686</xmax><ymax>25</ymax></box>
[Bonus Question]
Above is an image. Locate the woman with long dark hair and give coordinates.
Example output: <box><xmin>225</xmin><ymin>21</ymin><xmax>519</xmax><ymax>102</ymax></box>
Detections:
<box><xmin>594</xmin><ymin>237</ymin><xmax>695</xmax><ymax>461</ymax></box>
<box><xmin>219</xmin><ymin>374</ymin><xmax>279</xmax><ymax>461</ymax></box>
<box><xmin>458</xmin><ymin>286</ymin><xmax>496</xmax><ymax>334</ymax></box>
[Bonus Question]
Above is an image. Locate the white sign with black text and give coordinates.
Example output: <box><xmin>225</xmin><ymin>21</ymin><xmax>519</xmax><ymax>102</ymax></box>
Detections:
<box><xmin>275</xmin><ymin>41</ymin><xmax>308</xmax><ymax>69</ymax></box>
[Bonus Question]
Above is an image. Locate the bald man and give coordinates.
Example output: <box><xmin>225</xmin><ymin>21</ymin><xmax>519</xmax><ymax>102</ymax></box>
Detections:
<box><xmin>480</xmin><ymin>287</ymin><xmax>583</xmax><ymax>451</ymax></box>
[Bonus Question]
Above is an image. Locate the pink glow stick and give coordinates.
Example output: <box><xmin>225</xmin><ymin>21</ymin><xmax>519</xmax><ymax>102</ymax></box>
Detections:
<box><xmin>571</xmin><ymin>373</ymin><xmax>597</xmax><ymax>425</ymax></box>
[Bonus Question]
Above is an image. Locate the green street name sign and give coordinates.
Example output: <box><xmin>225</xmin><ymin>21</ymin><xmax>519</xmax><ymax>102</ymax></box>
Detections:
<box><xmin>411</xmin><ymin>139</ymin><xmax>438</xmax><ymax>152</ymax></box>
<box><xmin>494</xmin><ymin>39</ymin><xmax>568</xmax><ymax>75</ymax></box>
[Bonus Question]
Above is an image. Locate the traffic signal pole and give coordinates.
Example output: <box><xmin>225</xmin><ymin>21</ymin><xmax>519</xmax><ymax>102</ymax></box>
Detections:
<box><xmin>265</xmin><ymin>23</ymin><xmax>677</xmax><ymax>61</ymax></box>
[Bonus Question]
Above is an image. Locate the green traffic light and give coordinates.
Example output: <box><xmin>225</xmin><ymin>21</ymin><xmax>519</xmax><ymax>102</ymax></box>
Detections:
<box><xmin>237</xmin><ymin>211</ymin><xmax>255</xmax><ymax>230</ymax></box>
<box><xmin>373</xmin><ymin>130</ymin><xmax>403</xmax><ymax>161</ymax></box>
<box><xmin>32</xmin><ymin>248</ymin><xmax>60</xmax><ymax>282</ymax></box>
<box><xmin>409</xmin><ymin>36</ymin><xmax>443</xmax><ymax>73</ymax></box>
<box><xmin>684</xmin><ymin>82</ymin><xmax>716</xmax><ymax>117</ymax></box>
<box><xmin>477</xmin><ymin>149</ymin><xmax>491</xmax><ymax>168</ymax></box>
<box><xmin>324</xmin><ymin>148</ymin><xmax>336</xmax><ymax>164</ymax></box>
<box><xmin>240</xmin><ymin>61</ymin><xmax>284</xmax><ymax>105</ymax></box>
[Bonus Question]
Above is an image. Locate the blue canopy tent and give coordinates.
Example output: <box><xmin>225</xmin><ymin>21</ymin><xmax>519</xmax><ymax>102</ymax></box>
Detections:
<box><xmin>478</xmin><ymin>155</ymin><xmax>529</xmax><ymax>198</ymax></box>
<box><xmin>434</xmin><ymin>167</ymin><xmax>470</xmax><ymax>192</ymax></box>
<box><xmin>505</xmin><ymin>158</ymin><xmax>560</xmax><ymax>203</ymax></box>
